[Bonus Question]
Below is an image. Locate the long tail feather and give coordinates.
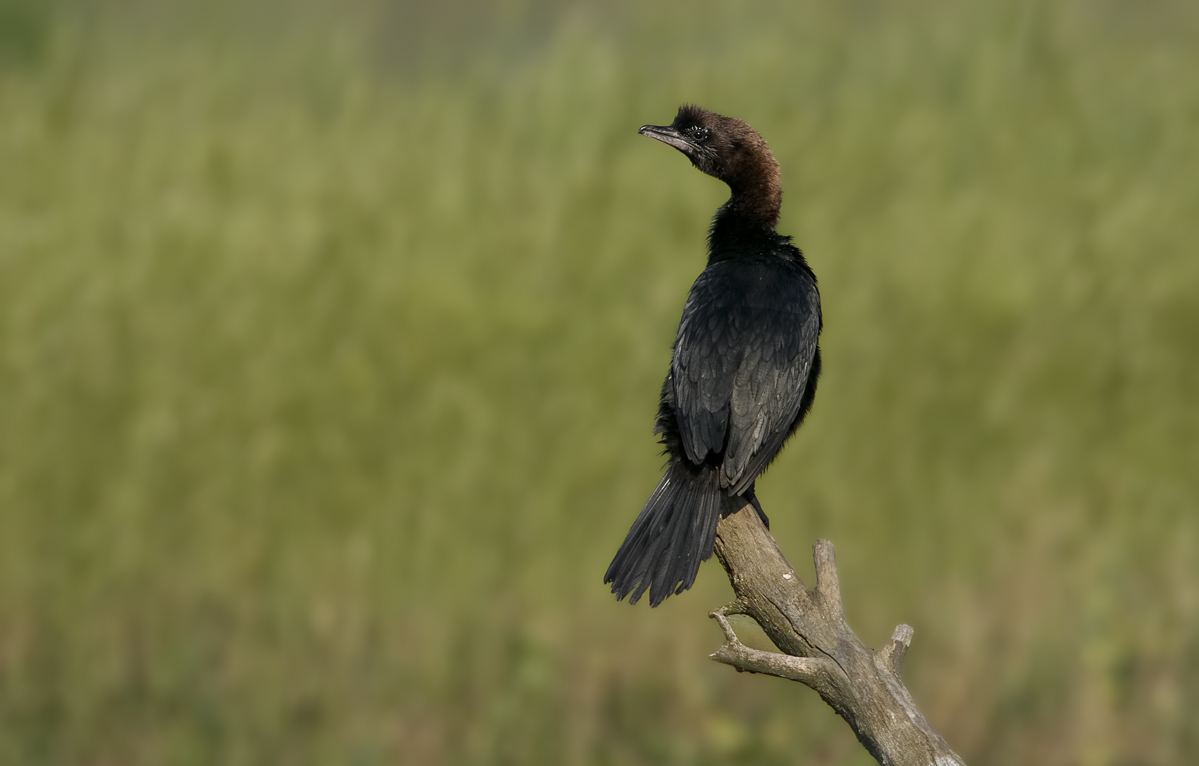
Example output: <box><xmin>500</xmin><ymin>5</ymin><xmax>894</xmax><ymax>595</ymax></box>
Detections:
<box><xmin>604</xmin><ymin>463</ymin><xmax>744</xmax><ymax>606</ymax></box>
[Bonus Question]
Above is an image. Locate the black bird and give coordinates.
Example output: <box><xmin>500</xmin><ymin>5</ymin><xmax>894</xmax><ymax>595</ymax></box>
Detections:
<box><xmin>604</xmin><ymin>106</ymin><xmax>823</xmax><ymax>607</ymax></box>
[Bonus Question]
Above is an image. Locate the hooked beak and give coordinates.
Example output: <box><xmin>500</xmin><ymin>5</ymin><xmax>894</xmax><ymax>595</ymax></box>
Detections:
<box><xmin>638</xmin><ymin>124</ymin><xmax>697</xmax><ymax>156</ymax></box>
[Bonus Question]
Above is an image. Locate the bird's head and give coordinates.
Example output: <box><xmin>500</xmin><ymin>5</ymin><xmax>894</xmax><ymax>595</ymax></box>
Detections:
<box><xmin>639</xmin><ymin>105</ymin><xmax>782</xmax><ymax>224</ymax></box>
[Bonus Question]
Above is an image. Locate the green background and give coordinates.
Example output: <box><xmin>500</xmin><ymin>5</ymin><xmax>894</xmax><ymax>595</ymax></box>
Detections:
<box><xmin>1</xmin><ymin>1</ymin><xmax>1197</xmax><ymax>763</ymax></box>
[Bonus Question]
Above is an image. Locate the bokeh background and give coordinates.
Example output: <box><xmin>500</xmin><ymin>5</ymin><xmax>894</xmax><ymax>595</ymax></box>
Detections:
<box><xmin>2</xmin><ymin>0</ymin><xmax>1198</xmax><ymax>763</ymax></box>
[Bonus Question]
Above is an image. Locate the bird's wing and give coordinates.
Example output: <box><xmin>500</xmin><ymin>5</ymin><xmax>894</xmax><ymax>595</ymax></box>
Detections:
<box><xmin>672</xmin><ymin>299</ymin><xmax>738</xmax><ymax>467</ymax></box>
<box><xmin>719</xmin><ymin>301</ymin><xmax>820</xmax><ymax>494</ymax></box>
<box><xmin>673</xmin><ymin>266</ymin><xmax>820</xmax><ymax>494</ymax></box>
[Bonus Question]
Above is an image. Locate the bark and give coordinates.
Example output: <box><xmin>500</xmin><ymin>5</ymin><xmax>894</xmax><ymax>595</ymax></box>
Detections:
<box><xmin>709</xmin><ymin>503</ymin><xmax>966</xmax><ymax>766</ymax></box>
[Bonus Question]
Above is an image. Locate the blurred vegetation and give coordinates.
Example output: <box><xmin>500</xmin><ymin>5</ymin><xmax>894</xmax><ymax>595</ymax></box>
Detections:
<box><xmin>1</xmin><ymin>0</ymin><xmax>1198</xmax><ymax>763</ymax></box>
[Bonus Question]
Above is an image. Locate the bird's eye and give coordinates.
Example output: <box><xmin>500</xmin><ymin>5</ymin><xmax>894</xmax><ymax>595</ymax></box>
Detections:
<box><xmin>688</xmin><ymin>126</ymin><xmax>710</xmax><ymax>142</ymax></box>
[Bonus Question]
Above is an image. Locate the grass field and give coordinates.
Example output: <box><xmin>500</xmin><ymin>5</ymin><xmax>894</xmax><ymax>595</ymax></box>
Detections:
<box><xmin>1</xmin><ymin>1</ymin><xmax>1198</xmax><ymax>764</ymax></box>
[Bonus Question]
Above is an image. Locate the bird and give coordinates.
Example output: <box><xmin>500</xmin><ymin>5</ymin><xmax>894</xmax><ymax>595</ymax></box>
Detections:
<box><xmin>604</xmin><ymin>105</ymin><xmax>823</xmax><ymax>607</ymax></box>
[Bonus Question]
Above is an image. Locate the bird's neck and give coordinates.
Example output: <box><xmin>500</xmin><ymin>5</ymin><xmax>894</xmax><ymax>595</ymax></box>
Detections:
<box><xmin>706</xmin><ymin>151</ymin><xmax>787</xmax><ymax>261</ymax></box>
<box><xmin>707</xmin><ymin>203</ymin><xmax>786</xmax><ymax>262</ymax></box>
<box><xmin>723</xmin><ymin>180</ymin><xmax>781</xmax><ymax>229</ymax></box>
<box><xmin>720</xmin><ymin>148</ymin><xmax>783</xmax><ymax>229</ymax></box>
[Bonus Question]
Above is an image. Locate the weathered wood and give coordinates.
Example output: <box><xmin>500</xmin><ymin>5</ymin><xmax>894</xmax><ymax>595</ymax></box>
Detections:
<box><xmin>710</xmin><ymin>504</ymin><xmax>966</xmax><ymax>766</ymax></box>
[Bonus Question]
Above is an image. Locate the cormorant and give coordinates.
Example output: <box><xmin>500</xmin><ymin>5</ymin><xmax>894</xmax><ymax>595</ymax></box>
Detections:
<box><xmin>604</xmin><ymin>105</ymin><xmax>823</xmax><ymax>607</ymax></box>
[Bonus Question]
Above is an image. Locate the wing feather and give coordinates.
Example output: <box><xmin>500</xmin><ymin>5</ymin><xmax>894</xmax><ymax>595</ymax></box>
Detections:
<box><xmin>671</xmin><ymin>260</ymin><xmax>821</xmax><ymax>492</ymax></box>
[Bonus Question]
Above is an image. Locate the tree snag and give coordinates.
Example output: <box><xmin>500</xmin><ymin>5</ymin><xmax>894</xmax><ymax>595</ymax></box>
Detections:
<box><xmin>709</xmin><ymin>503</ymin><xmax>967</xmax><ymax>766</ymax></box>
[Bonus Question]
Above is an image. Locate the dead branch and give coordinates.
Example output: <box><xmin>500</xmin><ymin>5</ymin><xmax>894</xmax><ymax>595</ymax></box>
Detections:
<box><xmin>710</xmin><ymin>504</ymin><xmax>966</xmax><ymax>766</ymax></box>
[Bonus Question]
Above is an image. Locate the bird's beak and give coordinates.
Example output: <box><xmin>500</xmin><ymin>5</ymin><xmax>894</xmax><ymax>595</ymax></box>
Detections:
<box><xmin>639</xmin><ymin>124</ymin><xmax>696</xmax><ymax>156</ymax></box>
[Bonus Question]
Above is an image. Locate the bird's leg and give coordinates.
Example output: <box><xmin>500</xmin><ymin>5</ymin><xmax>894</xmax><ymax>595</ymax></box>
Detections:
<box><xmin>744</xmin><ymin>484</ymin><xmax>769</xmax><ymax>529</ymax></box>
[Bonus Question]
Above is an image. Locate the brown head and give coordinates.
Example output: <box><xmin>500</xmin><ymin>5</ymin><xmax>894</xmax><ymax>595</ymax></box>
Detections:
<box><xmin>639</xmin><ymin>105</ymin><xmax>782</xmax><ymax>227</ymax></box>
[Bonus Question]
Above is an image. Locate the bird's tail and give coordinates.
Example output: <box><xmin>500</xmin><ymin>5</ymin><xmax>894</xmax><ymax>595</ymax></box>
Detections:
<box><xmin>604</xmin><ymin>462</ymin><xmax>744</xmax><ymax>607</ymax></box>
